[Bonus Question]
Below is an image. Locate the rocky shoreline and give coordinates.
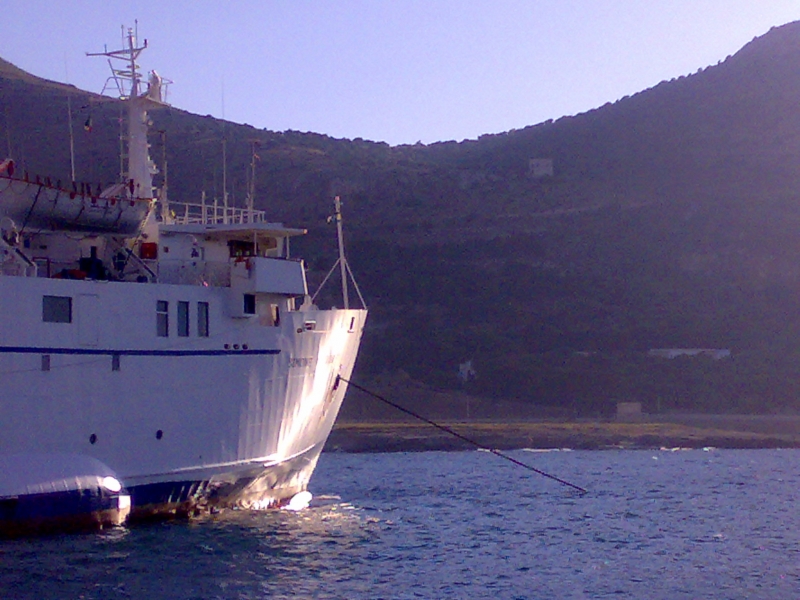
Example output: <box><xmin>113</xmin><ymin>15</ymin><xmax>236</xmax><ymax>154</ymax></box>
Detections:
<box><xmin>325</xmin><ymin>419</ymin><xmax>800</xmax><ymax>452</ymax></box>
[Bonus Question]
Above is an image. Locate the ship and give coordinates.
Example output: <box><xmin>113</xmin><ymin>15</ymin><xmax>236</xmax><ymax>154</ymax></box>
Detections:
<box><xmin>0</xmin><ymin>28</ymin><xmax>367</xmax><ymax>534</ymax></box>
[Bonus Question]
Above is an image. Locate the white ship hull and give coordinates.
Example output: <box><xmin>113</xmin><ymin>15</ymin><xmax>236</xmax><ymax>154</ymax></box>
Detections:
<box><xmin>0</xmin><ymin>29</ymin><xmax>368</xmax><ymax>530</ymax></box>
<box><xmin>0</xmin><ymin>276</ymin><xmax>366</xmax><ymax>520</ymax></box>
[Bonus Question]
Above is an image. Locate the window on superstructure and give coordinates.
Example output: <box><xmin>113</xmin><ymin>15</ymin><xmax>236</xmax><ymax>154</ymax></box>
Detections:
<box><xmin>243</xmin><ymin>294</ymin><xmax>256</xmax><ymax>316</ymax></box>
<box><xmin>228</xmin><ymin>240</ymin><xmax>255</xmax><ymax>258</ymax></box>
<box><xmin>157</xmin><ymin>300</ymin><xmax>169</xmax><ymax>337</ymax></box>
<box><xmin>198</xmin><ymin>302</ymin><xmax>209</xmax><ymax>337</ymax></box>
<box><xmin>43</xmin><ymin>296</ymin><xmax>72</xmax><ymax>323</ymax></box>
<box><xmin>178</xmin><ymin>301</ymin><xmax>190</xmax><ymax>337</ymax></box>
<box><xmin>270</xmin><ymin>304</ymin><xmax>280</xmax><ymax>327</ymax></box>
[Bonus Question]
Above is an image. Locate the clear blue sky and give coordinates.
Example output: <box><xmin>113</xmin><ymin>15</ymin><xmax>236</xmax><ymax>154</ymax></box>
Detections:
<box><xmin>1</xmin><ymin>1</ymin><xmax>799</xmax><ymax>146</ymax></box>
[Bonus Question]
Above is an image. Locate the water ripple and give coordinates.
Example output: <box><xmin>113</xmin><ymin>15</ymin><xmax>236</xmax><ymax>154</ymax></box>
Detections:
<box><xmin>2</xmin><ymin>449</ymin><xmax>800</xmax><ymax>598</ymax></box>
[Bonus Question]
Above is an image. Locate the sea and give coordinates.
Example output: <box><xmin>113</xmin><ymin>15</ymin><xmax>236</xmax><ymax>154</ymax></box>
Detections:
<box><xmin>1</xmin><ymin>448</ymin><xmax>799</xmax><ymax>599</ymax></box>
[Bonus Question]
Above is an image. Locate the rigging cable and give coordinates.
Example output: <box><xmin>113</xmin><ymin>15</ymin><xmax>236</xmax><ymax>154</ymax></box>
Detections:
<box><xmin>336</xmin><ymin>375</ymin><xmax>588</xmax><ymax>495</ymax></box>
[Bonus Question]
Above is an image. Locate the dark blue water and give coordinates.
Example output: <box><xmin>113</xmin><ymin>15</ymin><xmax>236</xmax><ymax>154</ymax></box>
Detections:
<box><xmin>2</xmin><ymin>449</ymin><xmax>799</xmax><ymax>599</ymax></box>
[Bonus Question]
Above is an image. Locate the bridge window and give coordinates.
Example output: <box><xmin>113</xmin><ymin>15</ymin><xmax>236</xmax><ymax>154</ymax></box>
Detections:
<box><xmin>229</xmin><ymin>240</ymin><xmax>255</xmax><ymax>258</ymax></box>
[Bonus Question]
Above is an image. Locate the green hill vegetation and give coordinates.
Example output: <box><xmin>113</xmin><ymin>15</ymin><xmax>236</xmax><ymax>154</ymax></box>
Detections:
<box><xmin>4</xmin><ymin>23</ymin><xmax>800</xmax><ymax>418</ymax></box>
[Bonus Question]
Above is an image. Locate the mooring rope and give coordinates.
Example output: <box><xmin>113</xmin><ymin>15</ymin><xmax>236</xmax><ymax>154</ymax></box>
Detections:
<box><xmin>336</xmin><ymin>375</ymin><xmax>588</xmax><ymax>495</ymax></box>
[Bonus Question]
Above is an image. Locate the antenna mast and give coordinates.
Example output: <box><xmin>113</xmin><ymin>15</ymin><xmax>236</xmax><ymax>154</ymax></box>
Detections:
<box><xmin>159</xmin><ymin>129</ymin><xmax>169</xmax><ymax>220</ymax></box>
<box><xmin>222</xmin><ymin>137</ymin><xmax>229</xmax><ymax>223</ymax></box>
<box><xmin>66</xmin><ymin>95</ymin><xmax>76</xmax><ymax>182</ymax></box>
<box><xmin>311</xmin><ymin>197</ymin><xmax>367</xmax><ymax>310</ymax></box>
<box><xmin>87</xmin><ymin>24</ymin><xmax>167</xmax><ymax>199</ymax></box>
<box><xmin>335</xmin><ymin>196</ymin><xmax>350</xmax><ymax>309</ymax></box>
<box><xmin>221</xmin><ymin>82</ymin><xmax>229</xmax><ymax>224</ymax></box>
<box><xmin>246</xmin><ymin>140</ymin><xmax>259</xmax><ymax>221</ymax></box>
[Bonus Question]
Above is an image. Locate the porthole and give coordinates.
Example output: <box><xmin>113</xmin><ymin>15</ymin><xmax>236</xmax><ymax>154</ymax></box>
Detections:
<box><xmin>156</xmin><ymin>430</ymin><xmax>163</xmax><ymax>440</ymax></box>
<box><xmin>89</xmin><ymin>433</ymin><xmax>97</xmax><ymax>445</ymax></box>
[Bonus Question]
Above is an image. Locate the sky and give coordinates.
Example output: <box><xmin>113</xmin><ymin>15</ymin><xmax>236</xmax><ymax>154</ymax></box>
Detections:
<box><xmin>1</xmin><ymin>1</ymin><xmax>800</xmax><ymax>146</ymax></box>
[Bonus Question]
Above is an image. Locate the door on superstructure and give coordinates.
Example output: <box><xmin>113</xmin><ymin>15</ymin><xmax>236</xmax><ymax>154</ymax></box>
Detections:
<box><xmin>78</xmin><ymin>294</ymin><xmax>99</xmax><ymax>346</ymax></box>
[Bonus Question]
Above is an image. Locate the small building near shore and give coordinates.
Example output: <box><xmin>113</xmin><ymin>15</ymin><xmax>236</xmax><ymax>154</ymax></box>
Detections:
<box><xmin>648</xmin><ymin>348</ymin><xmax>731</xmax><ymax>360</ymax></box>
<box><xmin>617</xmin><ymin>402</ymin><xmax>643</xmax><ymax>422</ymax></box>
<box><xmin>458</xmin><ymin>360</ymin><xmax>477</xmax><ymax>382</ymax></box>
<box><xmin>529</xmin><ymin>158</ymin><xmax>554</xmax><ymax>178</ymax></box>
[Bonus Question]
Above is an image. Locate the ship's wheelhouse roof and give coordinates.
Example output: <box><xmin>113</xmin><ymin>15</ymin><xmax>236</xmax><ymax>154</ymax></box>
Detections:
<box><xmin>159</xmin><ymin>222</ymin><xmax>307</xmax><ymax>242</ymax></box>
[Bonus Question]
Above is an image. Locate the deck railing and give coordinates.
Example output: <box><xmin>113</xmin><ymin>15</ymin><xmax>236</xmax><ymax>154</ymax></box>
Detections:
<box><xmin>169</xmin><ymin>200</ymin><xmax>267</xmax><ymax>225</ymax></box>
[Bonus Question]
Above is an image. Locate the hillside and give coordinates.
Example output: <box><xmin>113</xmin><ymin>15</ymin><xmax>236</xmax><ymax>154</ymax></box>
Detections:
<box><xmin>4</xmin><ymin>23</ymin><xmax>800</xmax><ymax>417</ymax></box>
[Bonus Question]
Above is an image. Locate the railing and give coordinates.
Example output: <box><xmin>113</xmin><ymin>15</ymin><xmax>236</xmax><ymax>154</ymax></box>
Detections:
<box><xmin>169</xmin><ymin>200</ymin><xmax>267</xmax><ymax>225</ymax></box>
